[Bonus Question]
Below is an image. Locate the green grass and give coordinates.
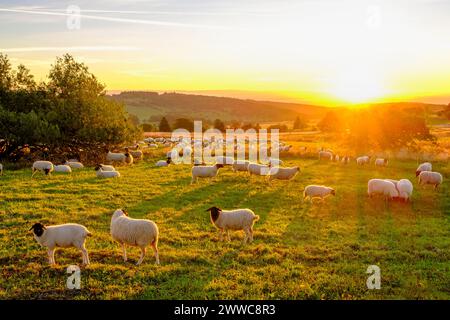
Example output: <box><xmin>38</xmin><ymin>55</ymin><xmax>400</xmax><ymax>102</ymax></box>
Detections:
<box><xmin>0</xmin><ymin>153</ymin><xmax>449</xmax><ymax>300</ymax></box>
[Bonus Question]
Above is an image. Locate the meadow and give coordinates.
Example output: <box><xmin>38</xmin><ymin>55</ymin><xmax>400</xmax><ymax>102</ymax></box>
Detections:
<box><xmin>0</xmin><ymin>146</ymin><xmax>449</xmax><ymax>300</ymax></box>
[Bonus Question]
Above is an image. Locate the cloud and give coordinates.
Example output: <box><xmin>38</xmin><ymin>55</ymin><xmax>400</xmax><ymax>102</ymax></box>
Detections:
<box><xmin>0</xmin><ymin>46</ymin><xmax>141</xmax><ymax>53</ymax></box>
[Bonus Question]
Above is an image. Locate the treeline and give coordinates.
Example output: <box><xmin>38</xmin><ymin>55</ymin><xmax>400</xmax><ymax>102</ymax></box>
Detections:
<box><xmin>0</xmin><ymin>53</ymin><xmax>141</xmax><ymax>155</ymax></box>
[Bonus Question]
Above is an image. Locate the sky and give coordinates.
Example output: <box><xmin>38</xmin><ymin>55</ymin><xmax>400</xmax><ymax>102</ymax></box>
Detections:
<box><xmin>1</xmin><ymin>0</ymin><xmax>450</xmax><ymax>106</ymax></box>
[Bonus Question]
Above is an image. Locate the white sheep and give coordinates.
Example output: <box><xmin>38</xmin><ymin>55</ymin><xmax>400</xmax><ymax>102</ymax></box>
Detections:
<box><xmin>148</xmin><ymin>143</ymin><xmax>158</xmax><ymax>149</ymax></box>
<box><xmin>318</xmin><ymin>151</ymin><xmax>333</xmax><ymax>160</ymax></box>
<box><xmin>156</xmin><ymin>158</ymin><xmax>171</xmax><ymax>167</ymax></box>
<box><xmin>303</xmin><ymin>185</ymin><xmax>335</xmax><ymax>202</ymax></box>
<box><xmin>384</xmin><ymin>179</ymin><xmax>399</xmax><ymax>188</ymax></box>
<box><xmin>375</xmin><ymin>158</ymin><xmax>388</xmax><ymax>167</ymax></box>
<box><xmin>32</xmin><ymin>161</ymin><xmax>54</xmax><ymax>177</ymax></box>
<box><xmin>418</xmin><ymin>171</ymin><xmax>443</xmax><ymax>189</ymax></box>
<box><xmin>206</xmin><ymin>206</ymin><xmax>259</xmax><ymax>243</ymax></box>
<box><xmin>110</xmin><ymin>209</ymin><xmax>159</xmax><ymax>265</ymax></box>
<box><xmin>416</xmin><ymin>162</ymin><xmax>432</xmax><ymax>177</ymax></box>
<box><xmin>397</xmin><ymin>179</ymin><xmax>413</xmax><ymax>201</ymax></box>
<box><xmin>130</xmin><ymin>148</ymin><xmax>143</xmax><ymax>160</ymax></box>
<box><xmin>97</xmin><ymin>164</ymin><xmax>116</xmax><ymax>171</ymax></box>
<box><xmin>268</xmin><ymin>166</ymin><xmax>300</xmax><ymax>181</ymax></box>
<box><xmin>106</xmin><ymin>150</ymin><xmax>133</xmax><ymax>165</ymax></box>
<box><xmin>356</xmin><ymin>156</ymin><xmax>370</xmax><ymax>165</ymax></box>
<box><xmin>367</xmin><ymin>179</ymin><xmax>399</xmax><ymax>200</ymax></box>
<box><xmin>247</xmin><ymin>163</ymin><xmax>271</xmax><ymax>176</ymax></box>
<box><xmin>232</xmin><ymin>160</ymin><xmax>250</xmax><ymax>172</ymax></box>
<box><xmin>54</xmin><ymin>164</ymin><xmax>72</xmax><ymax>173</ymax></box>
<box><xmin>95</xmin><ymin>166</ymin><xmax>121</xmax><ymax>178</ymax></box>
<box><xmin>191</xmin><ymin>164</ymin><xmax>224</xmax><ymax>183</ymax></box>
<box><xmin>65</xmin><ymin>161</ymin><xmax>84</xmax><ymax>169</ymax></box>
<box><xmin>29</xmin><ymin>222</ymin><xmax>91</xmax><ymax>265</ymax></box>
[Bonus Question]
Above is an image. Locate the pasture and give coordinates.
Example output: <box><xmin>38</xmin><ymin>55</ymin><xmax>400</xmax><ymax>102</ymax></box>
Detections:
<box><xmin>0</xmin><ymin>150</ymin><xmax>449</xmax><ymax>300</ymax></box>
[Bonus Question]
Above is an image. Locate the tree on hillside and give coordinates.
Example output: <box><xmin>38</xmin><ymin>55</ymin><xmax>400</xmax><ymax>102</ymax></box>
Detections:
<box><xmin>213</xmin><ymin>119</ymin><xmax>225</xmax><ymax>132</ymax></box>
<box><xmin>159</xmin><ymin>117</ymin><xmax>171</xmax><ymax>132</ymax></box>
<box><xmin>293</xmin><ymin>115</ymin><xmax>306</xmax><ymax>130</ymax></box>
<box><xmin>128</xmin><ymin>114</ymin><xmax>140</xmax><ymax>126</ymax></box>
<box><xmin>141</xmin><ymin>123</ymin><xmax>154</xmax><ymax>132</ymax></box>
<box><xmin>174</xmin><ymin>118</ymin><xmax>194</xmax><ymax>131</ymax></box>
<box><xmin>317</xmin><ymin>111</ymin><xmax>343</xmax><ymax>132</ymax></box>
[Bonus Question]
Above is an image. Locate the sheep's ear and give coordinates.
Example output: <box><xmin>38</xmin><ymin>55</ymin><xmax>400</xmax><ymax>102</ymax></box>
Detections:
<box><xmin>122</xmin><ymin>209</ymin><xmax>128</xmax><ymax>216</ymax></box>
<box><xmin>206</xmin><ymin>207</ymin><xmax>213</xmax><ymax>212</ymax></box>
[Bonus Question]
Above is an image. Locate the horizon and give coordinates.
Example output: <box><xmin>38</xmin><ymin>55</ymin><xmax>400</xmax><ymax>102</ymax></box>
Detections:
<box><xmin>1</xmin><ymin>0</ymin><xmax>450</xmax><ymax>106</ymax></box>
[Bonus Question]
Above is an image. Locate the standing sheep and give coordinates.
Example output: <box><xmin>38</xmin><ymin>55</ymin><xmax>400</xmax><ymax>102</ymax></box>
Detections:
<box><xmin>29</xmin><ymin>222</ymin><xmax>91</xmax><ymax>265</ymax></box>
<box><xmin>416</xmin><ymin>162</ymin><xmax>432</xmax><ymax>177</ymax></box>
<box><xmin>268</xmin><ymin>166</ymin><xmax>300</xmax><ymax>181</ymax></box>
<box><xmin>303</xmin><ymin>185</ymin><xmax>335</xmax><ymax>202</ymax></box>
<box><xmin>318</xmin><ymin>151</ymin><xmax>333</xmax><ymax>160</ymax></box>
<box><xmin>232</xmin><ymin>160</ymin><xmax>250</xmax><ymax>172</ymax></box>
<box><xmin>367</xmin><ymin>179</ymin><xmax>399</xmax><ymax>200</ymax></box>
<box><xmin>397</xmin><ymin>179</ymin><xmax>413</xmax><ymax>202</ymax></box>
<box><xmin>375</xmin><ymin>158</ymin><xmax>388</xmax><ymax>167</ymax></box>
<box><xmin>418</xmin><ymin>171</ymin><xmax>443</xmax><ymax>189</ymax></box>
<box><xmin>206</xmin><ymin>206</ymin><xmax>259</xmax><ymax>243</ymax></box>
<box><xmin>32</xmin><ymin>161</ymin><xmax>54</xmax><ymax>177</ymax></box>
<box><xmin>356</xmin><ymin>156</ymin><xmax>370</xmax><ymax>166</ymax></box>
<box><xmin>191</xmin><ymin>164</ymin><xmax>224</xmax><ymax>184</ymax></box>
<box><xmin>247</xmin><ymin>163</ymin><xmax>270</xmax><ymax>176</ymax></box>
<box><xmin>110</xmin><ymin>209</ymin><xmax>159</xmax><ymax>265</ymax></box>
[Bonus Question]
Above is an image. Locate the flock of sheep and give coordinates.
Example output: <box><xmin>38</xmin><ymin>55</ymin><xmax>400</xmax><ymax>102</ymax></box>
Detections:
<box><xmin>1</xmin><ymin>137</ymin><xmax>445</xmax><ymax>266</ymax></box>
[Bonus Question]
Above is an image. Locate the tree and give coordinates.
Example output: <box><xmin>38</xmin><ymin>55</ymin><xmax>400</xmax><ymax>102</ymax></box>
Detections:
<box><xmin>317</xmin><ymin>111</ymin><xmax>342</xmax><ymax>132</ymax></box>
<box><xmin>128</xmin><ymin>114</ymin><xmax>140</xmax><ymax>126</ymax></box>
<box><xmin>0</xmin><ymin>53</ymin><xmax>13</xmax><ymax>91</ymax></box>
<box><xmin>267</xmin><ymin>124</ymin><xmax>288</xmax><ymax>132</ymax></box>
<box><xmin>213</xmin><ymin>119</ymin><xmax>225</xmax><ymax>132</ymax></box>
<box><xmin>13</xmin><ymin>64</ymin><xmax>36</xmax><ymax>91</ymax></box>
<box><xmin>173</xmin><ymin>118</ymin><xmax>194</xmax><ymax>131</ymax></box>
<box><xmin>141</xmin><ymin>123</ymin><xmax>154</xmax><ymax>132</ymax></box>
<box><xmin>159</xmin><ymin>117</ymin><xmax>171</xmax><ymax>132</ymax></box>
<box><xmin>293</xmin><ymin>116</ymin><xmax>306</xmax><ymax>130</ymax></box>
<box><xmin>443</xmin><ymin>103</ymin><xmax>450</xmax><ymax>120</ymax></box>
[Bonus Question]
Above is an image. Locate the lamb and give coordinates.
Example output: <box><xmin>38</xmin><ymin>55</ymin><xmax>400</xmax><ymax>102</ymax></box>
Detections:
<box><xmin>232</xmin><ymin>160</ymin><xmax>250</xmax><ymax>172</ymax></box>
<box><xmin>29</xmin><ymin>222</ymin><xmax>91</xmax><ymax>265</ymax></box>
<box><xmin>110</xmin><ymin>209</ymin><xmax>159</xmax><ymax>265</ymax></box>
<box><xmin>206</xmin><ymin>206</ymin><xmax>259</xmax><ymax>243</ymax></box>
<box><xmin>156</xmin><ymin>158</ymin><xmax>171</xmax><ymax>167</ymax></box>
<box><xmin>54</xmin><ymin>164</ymin><xmax>72</xmax><ymax>173</ymax></box>
<box><xmin>397</xmin><ymin>179</ymin><xmax>413</xmax><ymax>201</ymax></box>
<box><xmin>375</xmin><ymin>158</ymin><xmax>388</xmax><ymax>167</ymax></box>
<box><xmin>65</xmin><ymin>161</ymin><xmax>84</xmax><ymax>169</ymax></box>
<box><xmin>97</xmin><ymin>164</ymin><xmax>116</xmax><ymax>171</ymax></box>
<box><xmin>268</xmin><ymin>166</ymin><xmax>300</xmax><ymax>181</ymax></box>
<box><xmin>303</xmin><ymin>185</ymin><xmax>335</xmax><ymax>202</ymax></box>
<box><xmin>416</xmin><ymin>162</ymin><xmax>432</xmax><ymax>177</ymax></box>
<box><xmin>32</xmin><ymin>161</ymin><xmax>54</xmax><ymax>177</ymax></box>
<box><xmin>247</xmin><ymin>163</ymin><xmax>271</xmax><ymax>176</ymax></box>
<box><xmin>318</xmin><ymin>151</ymin><xmax>333</xmax><ymax>160</ymax></box>
<box><xmin>191</xmin><ymin>164</ymin><xmax>224</xmax><ymax>183</ymax></box>
<box><xmin>367</xmin><ymin>179</ymin><xmax>399</xmax><ymax>200</ymax></box>
<box><xmin>357</xmin><ymin>156</ymin><xmax>370</xmax><ymax>165</ymax></box>
<box><xmin>95</xmin><ymin>166</ymin><xmax>121</xmax><ymax>178</ymax></box>
<box><xmin>418</xmin><ymin>171</ymin><xmax>443</xmax><ymax>189</ymax></box>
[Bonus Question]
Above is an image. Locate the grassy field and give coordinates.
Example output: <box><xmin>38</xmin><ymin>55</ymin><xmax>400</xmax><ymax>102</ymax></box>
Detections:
<box><xmin>0</xmin><ymin>150</ymin><xmax>449</xmax><ymax>300</ymax></box>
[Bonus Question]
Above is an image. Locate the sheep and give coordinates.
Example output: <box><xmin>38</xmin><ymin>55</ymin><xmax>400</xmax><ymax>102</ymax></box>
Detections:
<box><xmin>367</xmin><ymin>179</ymin><xmax>399</xmax><ymax>200</ymax></box>
<box><xmin>247</xmin><ymin>163</ymin><xmax>271</xmax><ymax>176</ymax></box>
<box><xmin>232</xmin><ymin>160</ymin><xmax>250</xmax><ymax>172</ymax></box>
<box><xmin>65</xmin><ymin>161</ymin><xmax>84</xmax><ymax>169</ymax></box>
<box><xmin>148</xmin><ymin>143</ymin><xmax>158</xmax><ymax>149</ymax></box>
<box><xmin>206</xmin><ymin>206</ymin><xmax>259</xmax><ymax>243</ymax></box>
<box><xmin>318</xmin><ymin>150</ymin><xmax>333</xmax><ymax>160</ymax></box>
<box><xmin>416</xmin><ymin>162</ymin><xmax>432</xmax><ymax>177</ymax></box>
<box><xmin>156</xmin><ymin>158</ymin><xmax>171</xmax><ymax>167</ymax></box>
<box><xmin>397</xmin><ymin>179</ymin><xmax>413</xmax><ymax>202</ymax></box>
<box><xmin>384</xmin><ymin>179</ymin><xmax>399</xmax><ymax>188</ymax></box>
<box><xmin>418</xmin><ymin>171</ymin><xmax>443</xmax><ymax>189</ymax></box>
<box><xmin>95</xmin><ymin>166</ymin><xmax>121</xmax><ymax>178</ymax></box>
<box><xmin>110</xmin><ymin>209</ymin><xmax>159</xmax><ymax>265</ymax></box>
<box><xmin>341</xmin><ymin>156</ymin><xmax>350</xmax><ymax>164</ymax></box>
<box><xmin>268</xmin><ymin>166</ymin><xmax>300</xmax><ymax>181</ymax></box>
<box><xmin>191</xmin><ymin>164</ymin><xmax>224</xmax><ymax>184</ymax></box>
<box><xmin>356</xmin><ymin>156</ymin><xmax>370</xmax><ymax>165</ymax></box>
<box><xmin>32</xmin><ymin>161</ymin><xmax>54</xmax><ymax>177</ymax></box>
<box><xmin>0</xmin><ymin>163</ymin><xmax>3</xmax><ymax>175</ymax></box>
<box><xmin>129</xmin><ymin>147</ymin><xmax>143</xmax><ymax>160</ymax></box>
<box><xmin>54</xmin><ymin>164</ymin><xmax>72</xmax><ymax>173</ymax></box>
<box><xmin>106</xmin><ymin>150</ymin><xmax>133</xmax><ymax>165</ymax></box>
<box><xmin>97</xmin><ymin>164</ymin><xmax>116</xmax><ymax>171</ymax></box>
<box><xmin>29</xmin><ymin>222</ymin><xmax>91</xmax><ymax>265</ymax></box>
<box><xmin>375</xmin><ymin>158</ymin><xmax>388</xmax><ymax>167</ymax></box>
<box><xmin>303</xmin><ymin>185</ymin><xmax>335</xmax><ymax>202</ymax></box>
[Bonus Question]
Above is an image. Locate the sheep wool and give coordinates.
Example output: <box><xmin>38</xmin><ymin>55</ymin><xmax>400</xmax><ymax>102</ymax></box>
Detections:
<box><xmin>367</xmin><ymin>179</ymin><xmax>399</xmax><ymax>200</ymax></box>
<box><xmin>247</xmin><ymin>163</ymin><xmax>270</xmax><ymax>176</ymax></box>
<box><xmin>110</xmin><ymin>209</ymin><xmax>159</xmax><ymax>265</ymax></box>
<box><xmin>95</xmin><ymin>166</ymin><xmax>120</xmax><ymax>178</ymax></box>
<box><xmin>191</xmin><ymin>164</ymin><xmax>223</xmax><ymax>183</ymax></box>
<box><xmin>303</xmin><ymin>185</ymin><xmax>335</xmax><ymax>202</ymax></box>
<box><xmin>29</xmin><ymin>222</ymin><xmax>91</xmax><ymax>265</ymax></box>
<box><xmin>232</xmin><ymin>160</ymin><xmax>250</xmax><ymax>172</ymax></box>
<box><xmin>357</xmin><ymin>156</ymin><xmax>370</xmax><ymax>165</ymax></box>
<box><xmin>318</xmin><ymin>151</ymin><xmax>333</xmax><ymax>160</ymax></box>
<box><xmin>418</xmin><ymin>171</ymin><xmax>443</xmax><ymax>189</ymax></box>
<box><xmin>397</xmin><ymin>179</ymin><xmax>413</xmax><ymax>201</ymax></box>
<box><xmin>375</xmin><ymin>158</ymin><xmax>388</xmax><ymax>167</ymax></box>
<box><xmin>32</xmin><ymin>161</ymin><xmax>54</xmax><ymax>177</ymax></box>
<box><xmin>268</xmin><ymin>166</ymin><xmax>300</xmax><ymax>181</ymax></box>
<box><xmin>54</xmin><ymin>165</ymin><xmax>72</xmax><ymax>173</ymax></box>
<box><xmin>206</xmin><ymin>207</ymin><xmax>259</xmax><ymax>243</ymax></box>
<box><xmin>98</xmin><ymin>164</ymin><xmax>116</xmax><ymax>171</ymax></box>
<box><xmin>156</xmin><ymin>158</ymin><xmax>171</xmax><ymax>167</ymax></box>
<box><xmin>65</xmin><ymin>161</ymin><xmax>84</xmax><ymax>169</ymax></box>
<box><xmin>416</xmin><ymin>162</ymin><xmax>432</xmax><ymax>177</ymax></box>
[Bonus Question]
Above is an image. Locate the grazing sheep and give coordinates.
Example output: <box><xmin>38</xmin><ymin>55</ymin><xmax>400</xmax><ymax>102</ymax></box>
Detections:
<box><xmin>384</xmin><ymin>179</ymin><xmax>399</xmax><ymax>189</ymax></box>
<box><xmin>206</xmin><ymin>206</ymin><xmax>259</xmax><ymax>243</ymax></box>
<box><xmin>268</xmin><ymin>166</ymin><xmax>300</xmax><ymax>181</ymax></box>
<box><xmin>397</xmin><ymin>179</ymin><xmax>413</xmax><ymax>201</ymax></box>
<box><xmin>367</xmin><ymin>179</ymin><xmax>399</xmax><ymax>200</ymax></box>
<box><xmin>232</xmin><ymin>160</ymin><xmax>250</xmax><ymax>172</ymax></box>
<box><xmin>191</xmin><ymin>164</ymin><xmax>224</xmax><ymax>183</ymax></box>
<box><xmin>375</xmin><ymin>158</ymin><xmax>388</xmax><ymax>167</ymax></box>
<box><xmin>129</xmin><ymin>147</ymin><xmax>143</xmax><ymax>160</ymax></box>
<box><xmin>95</xmin><ymin>166</ymin><xmax>121</xmax><ymax>178</ymax></box>
<box><xmin>418</xmin><ymin>171</ymin><xmax>443</xmax><ymax>189</ymax></box>
<box><xmin>303</xmin><ymin>185</ymin><xmax>335</xmax><ymax>202</ymax></box>
<box><xmin>65</xmin><ymin>161</ymin><xmax>84</xmax><ymax>169</ymax></box>
<box><xmin>356</xmin><ymin>156</ymin><xmax>370</xmax><ymax>165</ymax></box>
<box><xmin>54</xmin><ymin>165</ymin><xmax>72</xmax><ymax>173</ymax></box>
<box><xmin>29</xmin><ymin>222</ymin><xmax>91</xmax><ymax>265</ymax></box>
<box><xmin>416</xmin><ymin>162</ymin><xmax>432</xmax><ymax>177</ymax></box>
<box><xmin>156</xmin><ymin>158</ymin><xmax>171</xmax><ymax>167</ymax></box>
<box><xmin>97</xmin><ymin>164</ymin><xmax>116</xmax><ymax>171</ymax></box>
<box><xmin>32</xmin><ymin>161</ymin><xmax>54</xmax><ymax>177</ymax></box>
<box><xmin>247</xmin><ymin>163</ymin><xmax>271</xmax><ymax>176</ymax></box>
<box><xmin>318</xmin><ymin>151</ymin><xmax>333</xmax><ymax>160</ymax></box>
<box><xmin>0</xmin><ymin>163</ymin><xmax>3</xmax><ymax>175</ymax></box>
<box><xmin>110</xmin><ymin>209</ymin><xmax>159</xmax><ymax>265</ymax></box>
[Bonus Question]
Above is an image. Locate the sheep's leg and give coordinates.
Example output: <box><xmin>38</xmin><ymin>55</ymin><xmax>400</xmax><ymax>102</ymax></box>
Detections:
<box><xmin>31</xmin><ymin>169</ymin><xmax>37</xmax><ymax>178</ymax></box>
<box><xmin>81</xmin><ymin>245</ymin><xmax>89</xmax><ymax>265</ymax></box>
<box><xmin>151</xmin><ymin>241</ymin><xmax>160</xmax><ymax>265</ymax></box>
<box><xmin>226</xmin><ymin>230</ymin><xmax>231</xmax><ymax>242</ymax></box>
<box><xmin>249</xmin><ymin>228</ymin><xmax>254</xmax><ymax>243</ymax></box>
<box><xmin>137</xmin><ymin>247</ymin><xmax>146</xmax><ymax>265</ymax></box>
<box><xmin>122</xmin><ymin>243</ymin><xmax>127</xmax><ymax>262</ymax></box>
<box><xmin>47</xmin><ymin>248</ymin><xmax>55</xmax><ymax>265</ymax></box>
<box><xmin>218</xmin><ymin>229</ymin><xmax>224</xmax><ymax>241</ymax></box>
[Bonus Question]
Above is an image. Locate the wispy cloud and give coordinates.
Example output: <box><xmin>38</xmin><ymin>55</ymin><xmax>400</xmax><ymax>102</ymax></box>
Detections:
<box><xmin>0</xmin><ymin>46</ymin><xmax>141</xmax><ymax>53</ymax></box>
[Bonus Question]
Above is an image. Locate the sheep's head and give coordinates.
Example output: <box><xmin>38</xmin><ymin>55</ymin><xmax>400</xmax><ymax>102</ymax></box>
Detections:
<box><xmin>330</xmin><ymin>189</ymin><xmax>336</xmax><ymax>196</ymax></box>
<box><xmin>415</xmin><ymin>170</ymin><xmax>421</xmax><ymax>177</ymax></box>
<box><xmin>112</xmin><ymin>209</ymin><xmax>128</xmax><ymax>219</ymax></box>
<box><xmin>29</xmin><ymin>223</ymin><xmax>46</xmax><ymax>237</ymax></box>
<box><xmin>94</xmin><ymin>165</ymin><xmax>101</xmax><ymax>171</ymax></box>
<box><xmin>295</xmin><ymin>166</ymin><xmax>300</xmax><ymax>172</ymax></box>
<box><xmin>206</xmin><ymin>206</ymin><xmax>221</xmax><ymax>222</ymax></box>
<box><xmin>215</xmin><ymin>164</ymin><xmax>224</xmax><ymax>169</ymax></box>
<box><xmin>166</xmin><ymin>157</ymin><xmax>172</xmax><ymax>164</ymax></box>
<box><xmin>44</xmin><ymin>168</ymin><xmax>51</xmax><ymax>175</ymax></box>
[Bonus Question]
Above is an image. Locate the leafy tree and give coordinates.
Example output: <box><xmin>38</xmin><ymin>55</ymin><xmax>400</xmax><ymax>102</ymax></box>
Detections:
<box><xmin>128</xmin><ymin>114</ymin><xmax>140</xmax><ymax>126</ymax></box>
<box><xmin>159</xmin><ymin>117</ymin><xmax>171</xmax><ymax>132</ymax></box>
<box><xmin>293</xmin><ymin>116</ymin><xmax>306</xmax><ymax>130</ymax></box>
<box><xmin>174</xmin><ymin>118</ymin><xmax>194</xmax><ymax>131</ymax></box>
<box><xmin>141</xmin><ymin>123</ymin><xmax>154</xmax><ymax>132</ymax></box>
<box><xmin>0</xmin><ymin>53</ymin><xmax>13</xmax><ymax>90</ymax></box>
<box><xmin>213</xmin><ymin>119</ymin><xmax>226</xmax><ymax>132</ymax></box>
<box><xmin>318</xmin><ymin>111</ymin><xmax>342</xmax><ymax>132</ymax></box>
